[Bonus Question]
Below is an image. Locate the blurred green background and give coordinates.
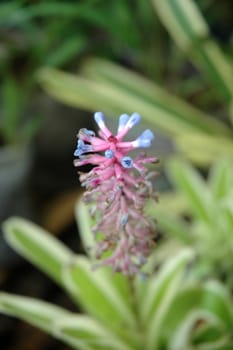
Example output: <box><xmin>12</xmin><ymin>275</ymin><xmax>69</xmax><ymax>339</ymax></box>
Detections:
<box><xmin>0</xmin><ymin>0</ymin><xmax>233</xmax><ymax>349</ymax></box>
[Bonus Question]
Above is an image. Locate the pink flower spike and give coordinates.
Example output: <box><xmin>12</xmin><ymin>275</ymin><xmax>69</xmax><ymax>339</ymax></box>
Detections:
<box><xmin>74</xmin><ymin>112</ymin><xmax>158</xmax><ymax>275</ymax></box>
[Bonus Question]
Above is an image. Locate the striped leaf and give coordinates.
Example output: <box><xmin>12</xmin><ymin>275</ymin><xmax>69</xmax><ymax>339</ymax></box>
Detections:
<box><xmin>38</xmin><ymin>63</ymin><xmax>230</xmax><ymax>139</ymax></box>
<box><xmin>81</xmin><ymin>58</ymin><xmax>229</xmax><ymax>137</ymax></box>
<box><xmin>167</xmin><ymin>159</ymin><xmax>214</xmax><ymax>223</ymax></box>
<box><xmin>168</xmin><ymin>309</ymin><xmax>224</xmax><ymax>350</ymax></box>
<box><xmin>152</xmin><ymin>0</ymin><xmax>233</xmax><ymax>103</ymax></box>
<box><xmin>137</xmin><ymin>248</ymin><xmax>194</xmax><ymax>350</ymax></box>
<box><xmin>209</xmin><ymin>160</ymin><xmax>233</xmax><ymax>201</ymax></box>
<box><xmin>75</xmin><ymin>199</ymin><xmax>96</xmax><ymax>259</ymax></box>
<box><xmin>175</xmin><ymin>133</ymin><xmax>233</xmax><ymax>166</ymax></box>
<box><xmin>162</xmin><ymin>281</ymin><xmax>233</xmax><ymax>349</ymax></box>
<box><xmin>62</xmin><ymin>256</ymin><xmax>136</xmax><ymax>332</ymax></box>
<box><xmin>2</xmin><ymin>217</ymin><xmax>73</xmax><ymax>285</ymax></box>
<box><xmin>0</xmin><ymin>293</ymin><xmax>132</xmax><ymax>350</ymax></box>
<box><xmin>155</xmin><ymin>210</ymin><xmax>192</xmax><ymax>244</ymax></box>
<box><xmin>0</xmin><ymin>293</ymin><xmax>73</xmax><ymax>344</ymax></box>
<box><xmin>55</xmin><ymin>315</ymin><xmax>134</xmax><ymax>350</ymax></box>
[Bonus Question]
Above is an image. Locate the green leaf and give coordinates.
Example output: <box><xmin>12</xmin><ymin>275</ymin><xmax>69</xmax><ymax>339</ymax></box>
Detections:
<box><xmin>75</xmin><ymin>199</ymin><xmax>96</xmax><ymax>258</ymax></box>
<box><xmin>176</xmin><ymin>133</ymin><xmax>233</xmax><ymax>166</ymax></box>
<box><xmin>45</xmin><ymin>36</ymin><xmax>86</xmax><ymax>68</ymax></box>
<box><xmin>83</xmin><ymin>58</ymin><xmax>231</xmax><ymax>136</ymax></box>
<box><xmin>201</xmin><ymin>281</ymin><xmax>233</xmax><ymax>329</ymax></box>
<box><xmin>209</xmin><ymin>160</ymin><xmax>233</xmax><ymax>201</ymax></box>
<box><xmin>146</xmin><ymin>191</ymin><xmax>188</xmax><ymax>217</ymax></box>
<box><xmin>162</xmin><ymin>281</ymin><xmax>233</xmax><ymax>347</ymax></box>
<box><xmin>2</xmin><ymin>2</ymin><xmax>96</xmax><ymax>23</ymax></box>
<box><xmin>1</xmin><ymin>76</ymin><xmax>23</xmax><ymax>143</ymax></box>
<box><xmin>0</xmin><ymin>2</ymin><xmax>22</xmax><ymax>23</ymax></box>
<box><xmin>55</xmin><ymin>315</ymin><xmax>134</xmax><ymax>350</ymax></box>
<box><xmin>168</xmin><ymin>309</ymin><xmax>224</xmax><ymax>350</ymax></box>
<box><xmin>137</xmin><ymin>248</ymin><xmax>194</xmax><ymax>350</ymax></box>
<box><xmin>62</xmin><ymin>256</ymin><xmax>136</xmax><ymax>331</ymax></box>
<box><xmin>0</xmin><ymin>292</ymin><xmax>69</xmax><ymax>335</ymax></box>
<box><xmin>156</xmin><ymin>209</ymin><xmax>192</xmax><ymax>244</ymax></box>
<box><xmin>2</xmin><ymin>217</ymin><xmax>73</xmax><ymax>285</ymax></box>
<box><xmin>167</xmin><ymin>158</ymin><xmax>214</xmax><ymax>223</ymax></box>
<box><xmin>152</xmin><ymin>0</ymin><xmax>233</xmax><ymax>103</ymax></box>
<box><xmin>38</xmin><ymin>63</ymin><xmax>230</xmax><ymax>139</ymax></box>
<box><xmin>0</xmin><ymin>293</ymin><xmax>130</xmax><ymax>350</ymax></box>
<box><xmin>196</xmin><ymin>342</ymin><xmax>233</xmax><ymax>350</ymax></box>
<box><xmin>20</xmin><ymin>114</ymin><xmax>44</xmax><ymax>143</ymax></box>
<box><xmin>193</xmin><ymin>323</ymin><xmax>225</xmax><ymax>344</ymax></box>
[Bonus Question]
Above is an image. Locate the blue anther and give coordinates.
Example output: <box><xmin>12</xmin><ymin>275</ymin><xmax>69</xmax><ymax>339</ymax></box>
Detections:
<box><xmin>121</xmin><ymin>156</ymin><xmax>133</xmax><ymax>168</ymax></box>
<box><xmin>120</xmin><ymin>213</ymin><xmax>129</xmax><ymax>226</ymax></box>
<box><xmin>105</xmin><ymin>150</ymin><xmax>115</xmax><ymax>159</ymax></box>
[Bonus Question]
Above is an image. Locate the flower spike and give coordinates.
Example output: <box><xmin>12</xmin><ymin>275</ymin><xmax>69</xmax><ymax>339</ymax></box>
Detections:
<box><xmin>74</xmin><ymin>112</ymin><xmax>158</xmax><ymax>275</ymax></box>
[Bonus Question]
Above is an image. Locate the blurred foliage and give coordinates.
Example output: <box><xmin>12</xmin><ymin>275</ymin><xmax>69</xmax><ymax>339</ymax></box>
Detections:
<box><xmin>1</xmin><ymin>206</ymin><xmax>233</xmax><ymax>349</ymax></box>
<box><xmin>38</xmin><ymin>0</ymin><xmax>233</xmax><ymax>167</ymax></box>
<box><xmin>0</xmin><ymin>0</ymin><xmax>164</xmax><ymax>144</ymax></box>
<box><xmin>152</xmin><ymin>0</ymin><xmax>233</xmax><ymax>104</ymax></box>
<box><xmin>1</xmin><ymin>0</ymin><xmax>233</xmax><ymax>145</ymax></box>
<box><xmin>149</xmin><ymin>158</ymin><xmax>233</xmax><ymax>288</ymax></box>
<box><xmin>39</xmin><ymin>58</ymin><xmax>233</xmax><ymax>166</ymax></box>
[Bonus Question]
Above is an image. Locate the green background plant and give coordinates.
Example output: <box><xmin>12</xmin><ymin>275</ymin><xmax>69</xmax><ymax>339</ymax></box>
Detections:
<box><xmin>0</xmin><ymin>0</ymin><xmax>167</xmax><ymax>145</ymax></box>
<box><xmin>37</xmin><ymin>0</ymin><xmax>233</xmax><ymax>166</ymax></box>
<box><xmin>1</xmin><ymin>202</ymin><xmax>233</xmax><ymax>349</ymax></box>
<box><xmin>148</xmin><ymin>158</ymin><xmax>233</xmax><ymax>288</ymax></box>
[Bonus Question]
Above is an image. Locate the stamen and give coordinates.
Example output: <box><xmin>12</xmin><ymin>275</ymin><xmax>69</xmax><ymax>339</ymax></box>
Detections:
<box><xmin>81</xmin><ymin>128</ymin><xmax>95</xmax><ymax>137</ymax></box>
<box><xmin>120</xmin><ymin>213</ymin><xmax>129</xmax><ymax>226</ymax></box>
<box><xmin>126</xmin><ymin>113</ymin><xmax>141</xmax><ymax>129</ymax></box>
<box><xmin>105</xmin><ymin>150</ymin><xmax>115</xmax><ymax>159</ymax></box>
<box><xmin>117</xmin><ymin>114</ymin><xmax>129</xmax><ymax>132</ymax></box>
<box><xmin>133</xmin><ymin>129</ymin><xmax>154</xmax><ymax>148</ymax></box>
<box><xmin>121</xmin><ymin>156</ymin><xmax>133</xmax><ymax>168</ymax></box>
<box><xmin>74</xmin><ymin>139</ymin><xmax>93</xmax><ymax>156</ymax></box>
<box><xmin>94</xmin><ymin>112</ymin><xmax>112</xmax><ymax>138</ymax></box>
<box><xmin>94</xmin><ymin>112</ymin><xmax>105</xmax><ymax>128</ymax></box>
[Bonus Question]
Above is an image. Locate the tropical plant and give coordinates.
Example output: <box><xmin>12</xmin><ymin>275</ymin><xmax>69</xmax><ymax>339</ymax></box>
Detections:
<box><xmin>0</xmin><ymin>1</ymin><xmax>87</xmax><ymax>145</ymax></box>
<box><xmin>152</xmin><ymin>0</ymin><xmax>233</xmax><ymax>105</ymax></box>
<box><xmin>0</xmin><ymin>0</ymin><xmax>168</xmax><ymax>145</ymax></box>
<box><xmin>147</xmin><ymin>158</ymin><xmax>233</xmax><ymax>288</ymax></box>
<box><xmin>1</xmin><ymin>201</ymin><xmax>233</xmax><ymax>349</ymax></box>
<box><xmin>38</xmin><ymin>0</ymin><xmax>233</xmax><ymax>166</ymax></box>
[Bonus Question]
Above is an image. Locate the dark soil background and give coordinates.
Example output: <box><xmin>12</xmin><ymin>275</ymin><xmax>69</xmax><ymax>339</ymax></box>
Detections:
<box><xmin>0</xmin><ymin>101</ymin><xmax>94</xmax><ymax>350</ymax></box>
